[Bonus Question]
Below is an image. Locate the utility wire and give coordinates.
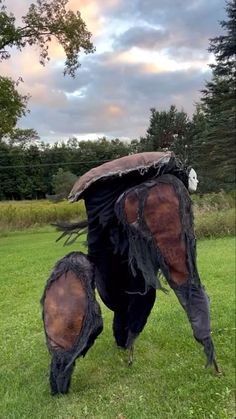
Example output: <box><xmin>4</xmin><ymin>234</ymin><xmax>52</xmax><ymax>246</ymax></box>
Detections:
<box><xmin>0</xmin><ymin>158</ymin><xmax>113</xmax><ymax>170</ymax></box>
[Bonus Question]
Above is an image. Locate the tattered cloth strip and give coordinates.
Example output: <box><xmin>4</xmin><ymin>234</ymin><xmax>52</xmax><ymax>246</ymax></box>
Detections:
<box><xmin>115</xmin><ymin>174</ymin><xmax>201</xmax><ymax>293</ymax></box>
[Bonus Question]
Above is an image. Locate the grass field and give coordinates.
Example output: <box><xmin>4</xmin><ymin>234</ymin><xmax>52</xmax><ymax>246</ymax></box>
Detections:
<box><xmin>0</xmin><ymin>230</ymin><xmax>235</xmax><ymax>419</ymax></box>
<box><xmin>0</xmin><ymin>191</ymin><xmax>235</xmax><ymax>239</ymax></box>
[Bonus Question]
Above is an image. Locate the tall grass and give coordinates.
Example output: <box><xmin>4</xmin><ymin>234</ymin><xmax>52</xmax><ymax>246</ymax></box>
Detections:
<box><xmin>192</xmin><ymin>191</ymin><xmax>235</xmax><ymax>238</ymax></box>
<box><xmin>0</xmin><ymin>191</ymin><xmax>235</xmax><ymax>238</ymax></box>
<box><xmin>0</xmin><ymin>200</ymin><xmax>86</xmax><ymax>232</ymax></box>
<box><xmin>192</xmin><ymin>190</ymin><xmax>235</xmax><ymax>212</ymax></box>
<box><xmin>195</xmin><ymin>208</ymin><xmax>235</xmax><ymax>238</ymax></box>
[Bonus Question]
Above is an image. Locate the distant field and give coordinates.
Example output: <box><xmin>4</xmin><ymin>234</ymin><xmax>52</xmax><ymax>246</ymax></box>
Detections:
<box><xmin>0</xmin><ymin>190</ymin><xmax>235</xmax><ymax>239</ymax></box>
<box><xmin>0</xmin><ymin>199</ymin><xmax>86</xmax><ymax>232</ymax></box>
<box><xmin>0</xmin><ymin>232</ymin><xmax>235</xmax><ymax>419</ymax></box>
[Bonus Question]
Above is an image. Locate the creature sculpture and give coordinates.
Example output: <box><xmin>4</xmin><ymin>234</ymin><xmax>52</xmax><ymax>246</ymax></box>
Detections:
<box><xmin>52</xmin><ymin>152</ymin><xmax>219</xmax><ymax>377</ymax></box>
<box><xmin>41</xmin><ymin>251</ymin><xmax>103</xmax><ymax>394</ymax></box>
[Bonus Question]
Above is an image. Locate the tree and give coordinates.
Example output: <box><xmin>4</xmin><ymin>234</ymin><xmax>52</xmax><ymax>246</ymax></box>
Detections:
<box><xmin>0</xmin><ymin>76</ymin><xmax>28</xmax><ymax>139</ymax></box>
<box><xmin>208</xmin><ymin>0</ymin><xmax>235</xmax><ymax>81</ymax></box>
<box><xmin>51</xmin><ymin>167</ymin><xmax>77</xmax><ymax>200</ymax></box>
<box><xmin>4</xmin><ymin>128</ymin><xmax>40</xmax><ymax>146</ymax></box>
<box><xmin>0</xmin><ymin>137</ymin><xmax>133</xmax><ymax>201</ymax></box>
<box><xmin>140</xmin><ymin>105</ymin><xmax>191</xmax><ymax>161</ymax></box>
<box><xmin>200</xmin><ymin>0</ymin><xmax>236</xmax><ymax>191</ymax></box>
<box><xmin>0</xmin><ymin>0</ymin><xmax>95</xmax><ymax>76</ymax></box>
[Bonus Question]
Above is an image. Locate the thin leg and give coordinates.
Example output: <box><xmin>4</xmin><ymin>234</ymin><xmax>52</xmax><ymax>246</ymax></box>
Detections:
<box><xmin>113</xmin><ymin>311</ymin><xmax>128</xmax><ymax>348</ymax></box>
<box><xmin>171</xmin><ymin>283</ymin><xmax>219</xmax><ymax>371</ymax></box>
<box><xmin>125</xmin><ymin>331</ymin><xmax>138</xmax><ymax>366</ymax></box>
<box><xmin>50</xmin><ymin>353</ymin><xmax>75</xmax><ymax>395</ymax></box>
<box><xmin>128</xmin><ymin>345</ymin><xmax>134</xmax><ymax>366</ymax></box>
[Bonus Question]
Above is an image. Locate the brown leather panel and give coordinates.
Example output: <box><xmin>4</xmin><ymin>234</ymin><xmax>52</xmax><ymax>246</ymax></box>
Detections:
<box><xmin>44</xmin><ymin>272</ymin><xmax>87</xmax><ymax>351</ymax></box>
<box><xmin>123</xmin><ymin>182</ymin><xmax>189</xmax><ymax>285</ymax></box>
<box><xmin>143</xmin><ymin>183</ymin><xmax>188</xmax><ymax>284</ymax></box>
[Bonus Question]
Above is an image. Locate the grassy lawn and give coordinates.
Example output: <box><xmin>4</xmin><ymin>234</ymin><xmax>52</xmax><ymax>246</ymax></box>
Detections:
<box><xmin>0</xmin><ymin>230</ymin><xmax>235</xmax><ymax>419</ymax></box>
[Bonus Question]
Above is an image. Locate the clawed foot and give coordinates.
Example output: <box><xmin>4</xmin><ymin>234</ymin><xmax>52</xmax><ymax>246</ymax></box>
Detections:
<box><xmin>213</xmin><ymin>359</ymin><xmax>222</xmax><ymax>375</ymax></box>
<box><xmin>128</xmin><ymin>345</ymin><xmax>134</xmax><ymax>366</ymax></box>
<box><xmin>125</xmin><ymin>331</ymin><xmax>138</xmax><ymax>367</ymax></box>
<box><xmin>205</xmin><ymin>358</ymin><xmax>222</xmax><ymax>375</ymax></box>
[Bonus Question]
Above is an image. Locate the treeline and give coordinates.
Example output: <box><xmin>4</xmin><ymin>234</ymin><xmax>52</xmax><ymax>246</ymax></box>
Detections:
<box><xmin>0</xmin><ymin>1</ymin><xmax>235</xmax><ymax>200</ymax></box>
<box><xmin>0</xmin><ymin>137</ymin><xmax>133</xmax><ymax>200</ymax></box>
<box><xmin>0</xmin><ymin>99</ymin><xmax>234</xmax><ymax>201</ymax></box>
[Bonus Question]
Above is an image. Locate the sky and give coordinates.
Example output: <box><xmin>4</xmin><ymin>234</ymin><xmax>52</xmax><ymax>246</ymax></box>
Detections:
<box><xmin>2</xmin><ymin>0</ymin><xmax>226</xmax><ymax>143</ymax></box>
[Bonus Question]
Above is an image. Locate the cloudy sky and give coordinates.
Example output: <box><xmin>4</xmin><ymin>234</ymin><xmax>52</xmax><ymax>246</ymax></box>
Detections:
<box><xmin>2</xmin><ymin>0</ymin><xmax>226</xmax><ymax>142</ymax></box>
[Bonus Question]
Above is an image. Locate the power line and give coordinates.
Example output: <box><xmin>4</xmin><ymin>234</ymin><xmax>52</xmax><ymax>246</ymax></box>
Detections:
<box><xmin>0</xmin><ymin>158</ymin><xmax>112</xmax><ymax>170</ymax></box>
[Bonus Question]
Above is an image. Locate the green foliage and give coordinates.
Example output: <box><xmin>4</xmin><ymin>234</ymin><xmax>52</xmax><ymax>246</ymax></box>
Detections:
<box><xmin>0</xmin><ymin>0</ymin><xmax>95</xmax><ymax>76</ymax></box>
<box><xmin>0</xmin><ymin>137</ymin><xmax>131</xmax><ymax>200</ymax></box>
<box><xmin>137</xmin><ymin>2</ymin><xmax>236</xmax><ymax>193</ymax></box>
<box><xmin>199</xmin><ymin>0</ymin><xmax>236</xmax><ymax>191</ymax></box>
<box><xmin>0</xmin><ymin>76</ymin><xmax>28</xmax><ymax>138</ymax></box>
<box><xmin>208</xmin><ymin>0</ymin><xmax>236</xmax><ymax>79</ymax></box>
<box><xmin>51</xmin><ymin>167</ymin><xmax>77</xmax><ymax>199</ymax></box>
<box><xmin>0</xmin><ymin>0</ymin><xmax>95</xmax><ymax>150</ymax></box>
<box><xmin>5</xmin><ymin>128</ymin><xmax>40</xmax><ymax>146</ymax></box>
<box><xmin>0</xmin><ymin>233</ymin><xmax>234</xmax><ymax>418</ymax></box>
<box><xmin>140</xmin><ymin>105</ymin><xmax>191</xmax><ymax>162</ymax></box>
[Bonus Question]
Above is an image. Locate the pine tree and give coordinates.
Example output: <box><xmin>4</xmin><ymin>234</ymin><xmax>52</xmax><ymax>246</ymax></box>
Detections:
<box><xmin>200</xmin><ymin>0</ymin><xmax>236</xmax><ymax>191</ymax></box>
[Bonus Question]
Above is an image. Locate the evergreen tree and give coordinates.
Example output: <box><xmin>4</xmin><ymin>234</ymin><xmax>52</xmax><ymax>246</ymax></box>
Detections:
<box><xmin>200</xmin><ymin>0</ymin><xmax>236</xmax><ymax>191</ymax></box>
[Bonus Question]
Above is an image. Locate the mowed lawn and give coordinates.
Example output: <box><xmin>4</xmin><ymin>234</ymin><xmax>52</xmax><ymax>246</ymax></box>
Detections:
<box><xmin>0</xmin><ymin>230</ymin><xmax>235</xmax><ymax>419</ymax></box>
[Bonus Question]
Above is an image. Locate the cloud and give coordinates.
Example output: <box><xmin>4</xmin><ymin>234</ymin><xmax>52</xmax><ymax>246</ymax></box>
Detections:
<box><xmin>112</xmin><ymin>0</ymin><xmax>225</xmax><ymax>62</ymax></box>
<box><xmin>18</xmin><ymin>51</ymin><xmax>211</xmax><ymax>140</ymax></box>
<box><xmin>1</xmin><ymin>0</ymin><xmax>226</xmax><ymax>142</ymax></box>
<box><xmin>113</xmin><ymin>27</ymin><xmax>169</xmax><ymax>51</ymax></box>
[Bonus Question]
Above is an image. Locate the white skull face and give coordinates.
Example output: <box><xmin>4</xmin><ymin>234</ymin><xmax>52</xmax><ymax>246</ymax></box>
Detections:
<box><xmin>188</xmin><ymin>168</ymin><xmax>199</xmax><ymax>192</ymax></box>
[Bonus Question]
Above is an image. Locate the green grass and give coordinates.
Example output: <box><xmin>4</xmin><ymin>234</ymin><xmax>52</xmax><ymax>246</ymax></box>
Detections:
<box><xmin>0</xmin><ymin>231</ymin><xmax>235</xmax><ymax>419</ymax></box>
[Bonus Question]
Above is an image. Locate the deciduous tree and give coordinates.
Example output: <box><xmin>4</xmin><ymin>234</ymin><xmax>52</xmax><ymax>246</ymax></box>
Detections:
<box><xmin>0</xmin><ymin>0</ymin><xmax>95</xmax><ymax>76</ymax></box>
<box><xmin>0</xmin><ymin>76</ymin><xmax>28</xmax><ymax>139</ymax></box>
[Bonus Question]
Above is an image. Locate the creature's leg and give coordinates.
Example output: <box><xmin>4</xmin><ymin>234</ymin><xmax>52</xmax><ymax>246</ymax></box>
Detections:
<box><xmin>127</xmin><ymin>287</ymin><xmax>156</xmax><ymax>338</ymax></box>
<box><xmin>125</xmin><ymin>286</ymin><xmax>156</xmax><ymax>365</ymax></box>
<box><xmin>42</xmin><ymin>252</ymin><xmax>103</xmax><ymax>395</ymax></box>
<box><xmin>50</xmin><ymin>354</ymin><xmax>75</xmax><ymax>395</ymax></box>
<box><xmin>113</xmin><ymin>264</ymin><xmax>156</xmax><ymax>362</ymax></box>
<box><xmin>113</xmin><ymin>310</ymin><xmax>129</xmax><ymax>348</ymax></box>
<box><xmin>171</xmin><ymin>282</ymin><xmax>219</xmax><ymax>371</ymax></box>
<box><xmin>112</xmin><ymin>262</ymin><xmax>130</xmax><ymax>348</ymax></box>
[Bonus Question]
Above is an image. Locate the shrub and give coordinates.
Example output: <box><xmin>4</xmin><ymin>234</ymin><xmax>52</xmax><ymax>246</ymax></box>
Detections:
<box><xmin>51</xmin><ymin>168</ymin><xmax>78</xmax><ymax>200</ymax></box>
